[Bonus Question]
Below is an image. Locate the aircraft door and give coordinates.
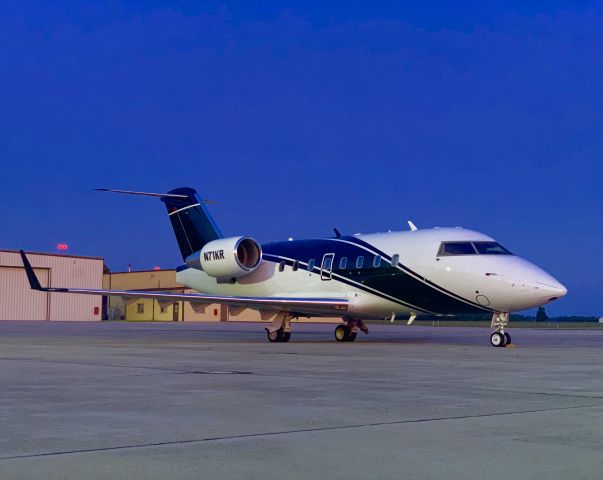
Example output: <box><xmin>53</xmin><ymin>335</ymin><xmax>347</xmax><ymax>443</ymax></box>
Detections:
<box><xmin>320</xmin><ymin>253</ymin><xmax>335</xmax><ymax>281</ymax></box>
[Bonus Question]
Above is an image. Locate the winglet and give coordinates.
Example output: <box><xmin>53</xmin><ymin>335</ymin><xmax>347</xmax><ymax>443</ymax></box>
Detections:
<box><xmin>407</xmin><ymin>220</ymin><xmax>418</xmax><ymax>231</ymax></box>
<box><xmin>19</xmin><ymin>250</ymin><xmax>44</xmax><ymax>291</ymax></box>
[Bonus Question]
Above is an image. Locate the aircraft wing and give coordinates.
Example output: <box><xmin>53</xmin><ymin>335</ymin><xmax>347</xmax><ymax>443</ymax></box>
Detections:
<box><xmin>19</xmin><ymin>251</ymin><xmax>348</xmax><ymax>314</ymax></box>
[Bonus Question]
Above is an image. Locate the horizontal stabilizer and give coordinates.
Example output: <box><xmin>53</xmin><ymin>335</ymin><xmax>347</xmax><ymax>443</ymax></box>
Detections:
<box><xmin>94</xmin><ymin>188</ymin><xmax>218</xmax><ymax>204</ymax></box>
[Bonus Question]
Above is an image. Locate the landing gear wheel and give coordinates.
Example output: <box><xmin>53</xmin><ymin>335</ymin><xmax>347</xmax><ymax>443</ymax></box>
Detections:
<box><xmin>348</xmin><ymin>332</ymin><xmax>357</xmax><ymax>342</ymax></box>
<box><xmin>281</xmin><ymin>331</ymin><xmax>291</xmax><ymax>343</ymax></box>
<box><xmin>504</xmin><ymin>332</ymin><xmax>511</xmax><ymax>345</ymax></box>
<box><xmin>489</xmin><ymin>332</ymin><xmax>506</xmax><ymax>347</ymax></box>
<box><xmin>266</xmin><ymin>328</ymin><xmax>284</xmax><ymax>343</ymax></box>
<box><xmin>335</xmin><ymin>325</ymin><xmax>350</xmax><ymax>342</ymax></box>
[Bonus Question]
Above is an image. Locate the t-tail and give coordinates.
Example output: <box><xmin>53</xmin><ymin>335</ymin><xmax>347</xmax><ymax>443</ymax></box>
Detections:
<box><xmin>94</xmin><ymin>187</ymin><xmax>222</xmax><ymax>259</ymax></box>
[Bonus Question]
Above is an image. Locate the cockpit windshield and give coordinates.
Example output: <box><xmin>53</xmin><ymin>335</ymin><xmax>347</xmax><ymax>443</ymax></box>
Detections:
<box><xmin>472</xmin><ymin>242</ymin><xmax>512</xmax><ymax>255</ymax></box>
<box><xmin>439</xmin><ymin>242</ymin><xmax>476</xmax><ymax>256</ymax></box>
<box><xmin>438</xmin><ymin>241</ymin><xmax>512</xmax><ymax>256</ymax></box>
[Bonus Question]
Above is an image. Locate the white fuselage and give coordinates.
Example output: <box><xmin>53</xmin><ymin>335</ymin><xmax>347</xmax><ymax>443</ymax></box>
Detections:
<box><xmin>176</xmin><ymin>228</ymin><xmax>566</xmax><ymax>319</ymax></box>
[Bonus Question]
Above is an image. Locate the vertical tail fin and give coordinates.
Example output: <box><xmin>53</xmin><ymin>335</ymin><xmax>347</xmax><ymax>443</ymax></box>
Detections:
<box><xmin>160</xmin><ymin>187</ymin><xmax>222</xmax><ymax>260</ymax></box>
<box><xmin>95</xmin><ymin>187</ymin><xmax>222</xmax><ymax>260</ymax></box>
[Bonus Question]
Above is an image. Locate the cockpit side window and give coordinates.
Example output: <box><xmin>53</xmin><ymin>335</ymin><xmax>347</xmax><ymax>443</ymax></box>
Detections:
<box><xmin>438</xmin><ymin>242</ymin><xmax>477</xmax><ymax>256</ymax></box>
<box><xmin>473</xmin><ymin>242</ymin><xmax>512</xmax><ymax>255</ymax></box>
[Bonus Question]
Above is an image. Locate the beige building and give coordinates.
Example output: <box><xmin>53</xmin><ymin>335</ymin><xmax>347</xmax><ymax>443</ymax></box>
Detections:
<box><xmin>103</xmin><ymin>269</ymin><xmax>227</xmax><ymax>322</ymax></box>
<box><xmin>0</xmin><ymin>249</ymin><xmax>104</xmax><ymax>321</ymax></box>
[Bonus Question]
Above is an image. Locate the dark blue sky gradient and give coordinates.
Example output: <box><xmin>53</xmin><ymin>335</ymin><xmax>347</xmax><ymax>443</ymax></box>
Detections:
<box><xmin>1</xmin><ymin>1</ymin><xmax>601</xmax><ymax>315</ymax></box>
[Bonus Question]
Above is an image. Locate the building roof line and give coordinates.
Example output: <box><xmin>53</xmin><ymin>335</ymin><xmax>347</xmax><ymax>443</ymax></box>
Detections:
<box><xmin>106</xmin><ymin>269</ymin><xmax>177</xmax><ymax>274</ymax></box>
<box><xmin>0</xmin><ymin>249</ymin><xmax>104</xmax><ymax>261</ymax></box>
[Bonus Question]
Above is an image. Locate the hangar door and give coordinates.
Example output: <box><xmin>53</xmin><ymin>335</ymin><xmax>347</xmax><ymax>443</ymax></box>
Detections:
<box><xmin>0</xmin><ymin>266</ymin><xmax>49</xmax><ymax>320</ymax></box>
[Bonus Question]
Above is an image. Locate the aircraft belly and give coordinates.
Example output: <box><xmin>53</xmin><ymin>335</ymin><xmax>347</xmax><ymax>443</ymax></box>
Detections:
<box><xmin>176</xmin><ymin>265</ymin><xmax>407</xmax><ymax>318</ymax></box>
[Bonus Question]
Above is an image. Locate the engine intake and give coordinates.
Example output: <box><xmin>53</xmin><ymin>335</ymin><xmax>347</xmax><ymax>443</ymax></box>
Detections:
<box><xmin>191</xmin><ymin>236</ymin><xmax>262</xmax><ymax>278</ymax></box>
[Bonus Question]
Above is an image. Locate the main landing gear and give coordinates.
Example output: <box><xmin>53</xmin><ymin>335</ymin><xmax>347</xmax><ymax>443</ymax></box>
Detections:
<box><xmin>490</xmin><ymin>312</ymin><xmax>511</xmax><ymax>347</ymax></box>
<box><xmin>334</xmin><ymin>318</ymin><xmax>368</xmax><ymax>342</ymax></box>
<box><xmin>265</xmin><ymin>313</ymin><xmax>369</xmax><ymax>343</ymax></box>
<box><xmin>334</xmin><ymin>324</ymin><xmax>356</xmax><ymax>342</ymax></box>
<box><xmin>266</xmin><ymin>328</ymin><xmax>291</xmax><ymax>343</ymax></box>
<box><xmin>265</xmin><ymin>312</ymin><xmax>292</xmax><ymax>343</ymax></box>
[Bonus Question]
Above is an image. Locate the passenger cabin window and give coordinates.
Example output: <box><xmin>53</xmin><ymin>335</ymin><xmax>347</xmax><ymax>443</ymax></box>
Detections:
<box><xmin>391</xmin><ymin>254</ymin><xmax>399</xmax><ymax>266</ymax></box>
<box><xmin>473</xmin><ymin>242</ymin><xmax>512</xmax><ymax>255</ymax></box>
<box><xmin>356</xmin><ymin>256</ymin><xmax>364</xmax><ymax>269</ymax></box>
<box><xmin>279</xmin><ymin>261</ymin><xmax>286</xmax><ymax>272</ymax></box>
<box><xmin>323</xmin><ymin>257</ymin><xmax>332</xmax><ymax>270</ymax></box>
<box><xmin>307</xmin><ymin>259</ymin><xmax>315</xmax><ymax>271</ymax></box>
<box><xmin>438</xmin><ymin>242</ymin><xmax>477</xmax><ymax>256</ymax></box>
<box><xmin>339</xmin><ymin>257</ymin><xmax>347</xmax><ymax>269</ymax></box>
<box><xmin>373</xmin><ymin>255</ymin><xmax>381</xmax><ymax>268</ymax></box>
<box><xmin>292</xmin><ymin>260</ymin><xmax>299</xmax><ymax>271</ymax></box>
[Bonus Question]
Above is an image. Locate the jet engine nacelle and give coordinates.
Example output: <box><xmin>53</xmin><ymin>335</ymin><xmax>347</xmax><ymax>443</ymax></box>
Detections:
<box><xmin>193</xmin><ymin>236</ymin><xmax>262</xmax><ymax>278</ymax></box>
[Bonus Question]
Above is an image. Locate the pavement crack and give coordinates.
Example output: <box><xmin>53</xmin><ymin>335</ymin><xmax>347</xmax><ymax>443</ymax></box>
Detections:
<box><xmin>2</xmin><ymin>402</ymin><xmax>602</xmax><ymax>461</ymax></box>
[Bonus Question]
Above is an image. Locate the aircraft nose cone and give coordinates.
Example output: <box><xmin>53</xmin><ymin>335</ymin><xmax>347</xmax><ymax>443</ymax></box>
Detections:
<box><xmin>537</xmin><ymin>280</ymin><xmax>567</xmax><ymax>301</ymax></box>
<box><xmin>506</xmin><ymin>276</ymin><xmax>567</xmax><ymax>310</ymax></box>
<box><xmin>495</xmin><ymin>257</ymin><xmax>568</xmax><ymax>310</ymax></box>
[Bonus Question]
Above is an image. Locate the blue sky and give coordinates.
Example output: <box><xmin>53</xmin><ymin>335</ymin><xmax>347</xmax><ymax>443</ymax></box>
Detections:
<box><xmin>1</xmin><ymin>1</ymin><xmax>601</xmax><ymax>316</ymax></box>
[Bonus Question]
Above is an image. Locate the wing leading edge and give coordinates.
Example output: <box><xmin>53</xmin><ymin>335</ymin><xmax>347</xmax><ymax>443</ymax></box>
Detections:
<box><xmin>19</xmin><ymin>251</ymin><xmax>348</xmax><ymax>314</ymax></box>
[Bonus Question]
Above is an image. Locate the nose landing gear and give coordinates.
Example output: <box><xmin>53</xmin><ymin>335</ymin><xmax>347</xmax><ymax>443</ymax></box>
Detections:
<box><xmin>490</xmin><ymin>312</ymin><xmax>511</xmax><ymax>347</ymax></box>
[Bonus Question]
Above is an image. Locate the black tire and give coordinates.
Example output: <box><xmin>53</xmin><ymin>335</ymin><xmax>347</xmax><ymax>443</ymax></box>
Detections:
<box><xmin>489</xmin><ymin>332</ymin><xmax>505</xmax><ymax>347</ymax></box>
<box><xmin>504</xmin><ymin>332</ymin><xmax>511</xmax><ymax>345</ymax></box>
<box><xmin>335</xmin><ymin>325</ymin><xmax>350</xmax><ymax>342</ymax></box>
<box><xmin>348</xmin><ymin>332</ymin><xmax>357</xmax><ymax>342</ymax></box>
<box><xmin>266</xmin><ymin>328</ymin><xmax>283</xmax><ymax>342</ymax></box>
<box><xmin>281</xmin><ymin>331</ymin><xmax>291</xmax><ymax>342</ymax></box>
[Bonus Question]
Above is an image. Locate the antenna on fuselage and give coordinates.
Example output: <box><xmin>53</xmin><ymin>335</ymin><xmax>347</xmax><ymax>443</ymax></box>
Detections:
<box><xmin>333</xmin><ymin>228</ymin><xmax>342</xmax><ymax>238</ymax></box>
<box><xmin>407</xmin><ymin>221</ymin><xmax>418</xmax><ymax>231</ymax></box>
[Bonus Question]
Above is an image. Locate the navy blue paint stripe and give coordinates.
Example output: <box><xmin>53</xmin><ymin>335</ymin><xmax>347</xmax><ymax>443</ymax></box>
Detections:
<box><xmin>262</xmin><ymin>253</ymin><xmax>434</xmax><ymax>314</ymax></box>
<box><xmin>263</xmin><ymin>239</ymin><xmax>490</xmax><ymax>314</ymax></box>
<box><xmin>339</xmin><ymin>236</ymin><xmax>493</xmax><ymax>312</ymax></box>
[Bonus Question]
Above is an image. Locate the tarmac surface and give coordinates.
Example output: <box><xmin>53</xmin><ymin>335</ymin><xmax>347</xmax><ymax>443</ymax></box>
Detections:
<box><xmin>1</xmin><ymin>320</ymin><xmax>602</xmax><ymax>480</ymax></box>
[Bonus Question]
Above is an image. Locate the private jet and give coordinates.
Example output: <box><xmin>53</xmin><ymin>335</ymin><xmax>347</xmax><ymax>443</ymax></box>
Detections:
<box><xmin>20</xmin><ymin>187</ymin><xmax>567</xmax><ymax>347</ymax></box>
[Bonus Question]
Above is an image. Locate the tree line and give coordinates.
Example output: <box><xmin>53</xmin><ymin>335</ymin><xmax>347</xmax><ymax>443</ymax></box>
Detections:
<box><xmin>417</xmin><ymin>307</ymin><xmax>599</xmax><ymax>323</ymax></box>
